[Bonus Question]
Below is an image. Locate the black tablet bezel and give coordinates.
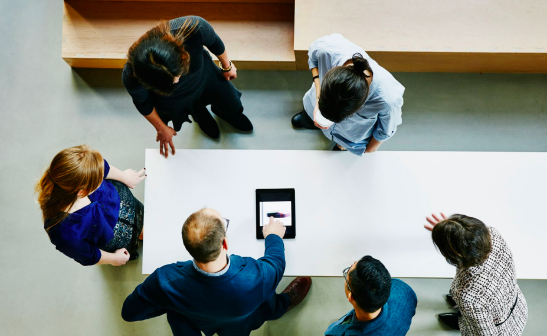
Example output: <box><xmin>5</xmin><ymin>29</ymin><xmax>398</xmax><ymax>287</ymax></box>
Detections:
<box><xmin>256</xmin><ymin>189</ymin><xmax>296</xmax><ymax>239</ymax></box>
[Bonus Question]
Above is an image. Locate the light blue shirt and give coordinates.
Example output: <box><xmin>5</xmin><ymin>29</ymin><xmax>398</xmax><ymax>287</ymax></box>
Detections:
<box><xmin>192</xmin><ymin>255</ymin><xmax>231</xmax><ymax>277</ymax></box>
<box><xmin>304</xmin><ymin>34</ymin><xmax>405</xmax><ymax>155</ymax></box>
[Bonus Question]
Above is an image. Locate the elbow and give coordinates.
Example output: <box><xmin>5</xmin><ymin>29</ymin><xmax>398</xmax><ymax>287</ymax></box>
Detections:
<box><xmin>121</xmin><ymin>298</ymin><xmax>136</xmax><ymax>322</ymax></box>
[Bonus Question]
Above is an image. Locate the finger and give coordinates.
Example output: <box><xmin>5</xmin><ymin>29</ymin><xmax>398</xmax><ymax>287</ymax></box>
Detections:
<box><xmin>169</xmin><ymin>140</ymin><xmax>176</xmax><ymax>155</ymax></box>
<box><xmin>160</xmin><ymin>142</ymin><xmax>164</xmax><ymax>156</ymax></box>
<box><xmin>424</xmin><ymin>224</ymin><xmax>434</xmax><ymax>231</ymax></box>
<box><xmin>426</xmin><ymin>217</ymin><xmax>436</xmax><ymax>225</ymax></box>
<box><xmin>163</xmin><ymin>142</ymin><xmax>169</xmax><ymax>158</ymax></box>
<box><xmin>432</xmin><ymin>214</ymin><xmax>442</xmax><ymax>222</ymax></box>
<box><xmin>137</xmin><ymin>168</ymin><xmax>145</xmax><ymax>176</ymax></box>
<box><xmin>139</xmin><ymin>175</ymin><xmax>147</xmax><ymax>182</ymax></box>
<box><xmin>441</xmin><ymin>212</ymin><xmax>447</xmax><ymax>219</ymax></box>
<box><xmin>268</xmin><ymin>216</ymin><xmax>274</xmax><ymax>225</ymax></box>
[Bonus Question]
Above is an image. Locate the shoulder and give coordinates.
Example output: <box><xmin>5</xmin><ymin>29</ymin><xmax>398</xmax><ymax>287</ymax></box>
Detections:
<box><xmin>122</xmin><ymin>63</ymin><xmax>144</xmax><ymax>90</ymax></box>
<box><xmin>48</xmin><ymin>206</ymin><xmax>98</xmax><ymax>241</ymax></box>
<box><xmin>369</xmin><ymin>68</ymin><xmax>405</xmax><ymax>110</ymax></box>
<box><xmin>390</xmin><ymin>279</ymin><xmax>418</xmax><ymax>305</ymax></box>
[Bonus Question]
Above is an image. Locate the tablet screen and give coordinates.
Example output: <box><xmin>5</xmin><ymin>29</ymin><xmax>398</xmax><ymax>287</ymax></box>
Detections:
<box><xmin>260</xmin><ymin>201</ymin><xmax>292</xmax><ymax>226</ymax></box>
<box><xmin>256</xmin><ymin>189</ymin><xmax>296</xmax><ymax>239</ymax></box>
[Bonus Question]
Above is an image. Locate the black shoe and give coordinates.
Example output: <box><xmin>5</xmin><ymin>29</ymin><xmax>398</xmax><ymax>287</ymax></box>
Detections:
<box><xmin>439</xmin><ymin>313</ymin><xmax>460</xmax><ymax>330</ymax></box>
<box><xmin>292</xmin><ymin>111</ymin><xmax>317</xmax><ymax>130</ymax></box>
<box><xmin>194</xmin><ymin>109</ymin><xmax>220</xmax><ymax>139</ymax></box>
<box><xmin>446</xmin><ymin>294</ymin><xmax>457</xmax><ymax>308</ymax></box>
<box><xmin>217</xmin><ymin>113</ymin><xmax>253</xmax><ymax>132</ymax></box>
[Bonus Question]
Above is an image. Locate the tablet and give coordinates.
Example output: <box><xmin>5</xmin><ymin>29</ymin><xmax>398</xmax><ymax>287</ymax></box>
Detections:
<box><xmin>256</xmin><ymin>189</ymin><xmax>296</xmax><ymax>239</ymax></box>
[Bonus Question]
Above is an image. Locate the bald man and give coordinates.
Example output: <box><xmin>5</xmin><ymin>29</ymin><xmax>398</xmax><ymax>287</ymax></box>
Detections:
<box><xmin>121</xmin><ymin>208</ymin><xmax>312</xmax><ymax>336</ymax></box>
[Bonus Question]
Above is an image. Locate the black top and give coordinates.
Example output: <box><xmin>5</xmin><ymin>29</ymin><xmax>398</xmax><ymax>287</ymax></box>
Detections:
<box><xmin>122</xmin><ymin>16</ymin><xmax>226</xmax><ymax>117</ymax></box>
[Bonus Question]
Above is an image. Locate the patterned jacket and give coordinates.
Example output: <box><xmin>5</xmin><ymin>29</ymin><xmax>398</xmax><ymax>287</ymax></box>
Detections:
<box><xmin>450</xmin><ymin>227</ymin><xmax>528</xmax><ymax>335</ymax></box>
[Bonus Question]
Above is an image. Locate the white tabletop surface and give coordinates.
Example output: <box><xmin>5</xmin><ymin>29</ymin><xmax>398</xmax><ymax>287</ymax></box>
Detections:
<box><xmin>143</xmin><ymin>149</ymin><xmax>547</xmax><ymax>279</ymax></box>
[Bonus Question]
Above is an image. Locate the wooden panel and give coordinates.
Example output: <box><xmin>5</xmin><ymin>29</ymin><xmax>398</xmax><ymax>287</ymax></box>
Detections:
<box><xmin>295</xmin><ymin>0</ymin><xmax>547</xmax><ymax>73</ymax></box>
<box><xmin>84</xmin><ymin>0</ymin><xmax>294</xmax><ymax>3</ymax></box>
<box><xmin>295</xmin><ymin>50</ymin><xmax>547</xmax><ymax>73</ymax></box>
<box><xmin>63</xmin><ymin>0</ymin><xmax>295</xmax><ymax>69</ymax></box>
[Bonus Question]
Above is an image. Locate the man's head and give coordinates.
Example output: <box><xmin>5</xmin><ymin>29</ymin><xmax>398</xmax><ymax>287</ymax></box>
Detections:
<box><xmin>344</xmin><ymin>256</ymin><xmax>391</xmax><ymax>313</ymax></box>
<box><xmin>182</xmin><ymin>208</ymin><xmax>227</xmax><ymax>263</ymax></box>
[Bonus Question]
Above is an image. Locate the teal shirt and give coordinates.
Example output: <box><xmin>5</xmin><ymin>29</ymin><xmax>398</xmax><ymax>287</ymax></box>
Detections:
<box><xmin>325</xmin><ymin>279</ymin><xmax>417</xmax><ymax>336</ymax></box>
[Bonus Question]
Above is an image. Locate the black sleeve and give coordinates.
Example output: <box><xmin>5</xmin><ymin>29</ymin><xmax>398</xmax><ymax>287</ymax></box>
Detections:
<box><xmin>183</xmin><ymin>16</ymin><xmax>225</xmax><ymax>56</ymax></box>
<box><xmin>122</xmin><ymin>63</ymin><xmax>154</xmax><ymax>116</ymax></box>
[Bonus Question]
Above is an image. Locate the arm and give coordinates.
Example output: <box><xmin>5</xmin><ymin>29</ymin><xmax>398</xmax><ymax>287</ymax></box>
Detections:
<box><xmin>55</xmin><ymin>239</ymin><xmax>128</xmax><ymax>266</ymax></box>
<box><xmin>459</xmin><ymin>301</ymin><xmax>497</xmax><ymax>336</ymax></box>
<box><xmin>190</xmin><ymin>16</ymin><xmax>236</xmax><ymax>81</ymax></box>
<box><xmin>105</xmin><ymin>164</ymin><xmax>146</xmax><ymax>189</ymax></box>
<box><xmin>364</xmin><ymin>137</ymin><xmax>383</xmax><ymax>153</ymax></box>
<box><xmin>96</xmin><ymin>248</ymin><xmax>130</xmax><ymax>266</ymax></box>
<box><xmin>369</xmin><ymin>104</ymin><xmax>402</xmax><ymax>152</ymax></box>
<box><xmin>122</xmin><ymin>271</ymin><xmax>167</xmax><ymax>322</ymax></box>
<box><xmin>122</xmin><ymin>65</ymin><xmax>177</xmax><ymax>158</ymax></box>
<box><xmin>258</xmin><ymin>218</ymin><xmax>286</xmax><ymax>298</ymax></box>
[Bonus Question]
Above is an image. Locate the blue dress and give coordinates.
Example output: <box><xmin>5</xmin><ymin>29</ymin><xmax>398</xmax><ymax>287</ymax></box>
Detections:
<box><xmin>45</xmin><ymin>160</ymin><xmax>143</xmax><ymax>265</ymax></box>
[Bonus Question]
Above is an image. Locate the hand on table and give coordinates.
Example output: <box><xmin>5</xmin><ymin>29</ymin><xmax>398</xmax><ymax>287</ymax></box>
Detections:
<box><xmin>263</xmin><ymin>217</ymin><xmax>286</xmax><ymax>239</ymax></box>
<box><xmin>424</xmin><ymin>212</ymin><xmax>448</xmax><ymax>231</ymax></box>
<box><xmin>112</xmin><ymin>248</ymin><xmax>130</xmax><ymax>266</ymax></box>
<box><xmin>156</xmin><ymin>126</ymin><xmax>177</xmax><ymax>158</ymax></box>
<box><xmin>123</xmin><ymin>168</ymin><xmax>146</xmax><ymax>189</ymax></box>
<box><xmin>223</xmin><ymin>62</ymin><xmax>237</xmax><ymax>81</ymax></box>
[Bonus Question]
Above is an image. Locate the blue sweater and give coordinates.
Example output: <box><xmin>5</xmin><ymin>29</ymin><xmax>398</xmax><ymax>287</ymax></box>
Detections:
<box><xmin>46</xmin><ymin>160</ymin><xmax>119</xmax><ymax>265</ymax></box>
<box><xmin>325</xmin><ymin>279</ymin><xmax>417</xmax><ymax>336</ymax></box>
<box><xmin>121</xmin><ymin>235</ymin><xmax>286</xmax><ymax>333</ymax></box>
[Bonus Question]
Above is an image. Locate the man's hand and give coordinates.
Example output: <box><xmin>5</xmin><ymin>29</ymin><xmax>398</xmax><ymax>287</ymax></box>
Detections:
<box><xmin>222</xmin><ymin>62</ymin><xmax>237</xmax><ymax>81</ymax></box>
<box><xmin>123</xmin><ymin>168</ymin><xmax>146</xmax><ymax>189</ymax></box>
<box><xmin>424</xmin><ymin>213</ymin><xmax>448</xmax><ymax>231</ymax></box>
<box><xmin>263</xmin><ymin>217</ymin><xmax>286</xmax><ymax>239</ymax></box>
<box><xmin>156</xmin><ymin>126</ymin><xmax>177</xmax><ymax>158</ymax></box>
<box><xmin>112</xmin><ymin>248</ymin><xmax>130</xmax><ymax>266</ymax></box>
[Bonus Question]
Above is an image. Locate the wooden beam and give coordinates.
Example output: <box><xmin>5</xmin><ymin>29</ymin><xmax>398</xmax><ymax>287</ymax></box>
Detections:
<box><xmin>294</xmin><ymin>0</ymin><xmax>547</xmax><ymax>73</ymax></box>
<box><xmin>63</xmin><ymin>0</ymin><xmax>295</xmax><ymax>69</ymax></box>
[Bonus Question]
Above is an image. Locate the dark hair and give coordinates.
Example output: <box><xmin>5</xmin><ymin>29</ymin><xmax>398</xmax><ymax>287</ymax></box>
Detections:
<box><xmin>348</xmin><ymin>255</ymin><xmax>391</xmax><ymax>313</ymax></box>
<box><xmin>182</xmin><ymin>209</ymin><xmax>226</xmax><ymax>263</ymax></box>
<box><xmin>127</xmin><ymin>19</ymin><xmax>198</xmax><ymax>96</ymax></box>
<box><xmin>318</xmin><ymin>53</ymin><xmax>372</xmax><ymax>123</ymax></box>
<box><xmin>432</xmin><ymin>214</ymin><xmax>492</xmax><ymax>268</ymax></box>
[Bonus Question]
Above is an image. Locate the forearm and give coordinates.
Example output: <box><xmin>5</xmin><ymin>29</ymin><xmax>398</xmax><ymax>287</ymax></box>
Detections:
<box><xmin>96</xmin><ymin>250</ymin><xmax>115</xmax><ymax>265</ymax></box>
<box><xmin>365</xmin><ymin>137</ymin><xmax>383</xmax><ymax>153</ymax></box>
<box><xmin>144</xmin><ymin>108</ymin><xmax>167</xmax><ymax>131</ymax></box>
<box><xmin>105</xmin><ymin>165</ymin><xmax>130</xmax><ymax>185</ymax></box>
<box><xmin>216</xmin><ymin>51</ymin><xmax>231</xmax><ymax>69</ymax></box>
<box><xmin>311</xmin><ymin>67</ymin><xmax>320</xmax><ymax>99</ymax></box>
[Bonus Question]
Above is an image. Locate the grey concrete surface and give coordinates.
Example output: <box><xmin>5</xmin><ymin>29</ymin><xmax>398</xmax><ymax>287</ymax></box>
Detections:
<box><xmin>0</xmin><ymin>0</ymin><xmax>546</xmax><ymax>335</ymax></box>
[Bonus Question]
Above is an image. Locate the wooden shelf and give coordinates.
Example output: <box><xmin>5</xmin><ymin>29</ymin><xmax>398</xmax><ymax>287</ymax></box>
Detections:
<box><xmin>62</xmin><ymin>0</ymin><xmax>295</xmax><ymax>69</ymax></box>
<box><xmin>294</xmin><ymin>0</ymin><xmax>547</xmax><ymax>73</ymax></box>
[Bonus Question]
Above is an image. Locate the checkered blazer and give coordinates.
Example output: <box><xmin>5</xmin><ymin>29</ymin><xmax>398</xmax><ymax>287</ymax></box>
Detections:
<box><xmin>450</xmin><ymin>227</ymin><xmax>528</xmax><ymax>335</ymax></box>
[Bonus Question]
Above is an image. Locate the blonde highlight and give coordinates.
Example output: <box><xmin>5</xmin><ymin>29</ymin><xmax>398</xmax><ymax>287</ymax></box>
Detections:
<box><xmin>36</xmin><ymin>145</ymin><xmax>104</xmax><ymax>232</ymax></box>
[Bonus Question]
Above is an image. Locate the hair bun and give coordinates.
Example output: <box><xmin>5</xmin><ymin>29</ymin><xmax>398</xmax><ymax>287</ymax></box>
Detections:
<box><xmin>351</xmin><ymin>53</ymin><xmax>370</xmax><ymax>76</ymax></box>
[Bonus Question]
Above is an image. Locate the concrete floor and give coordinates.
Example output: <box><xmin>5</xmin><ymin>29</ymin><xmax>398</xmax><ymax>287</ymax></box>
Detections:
<box><xmin>1</xmin><ymin>0</ymin><xmax>547</xmax><ymax>335</ymax></box>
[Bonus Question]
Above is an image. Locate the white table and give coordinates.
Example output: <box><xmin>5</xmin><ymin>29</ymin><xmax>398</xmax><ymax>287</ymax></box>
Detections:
<box><xmin>143</xmin><ymin>149</ymin><xmax>547</xmax><ymax>279</ymax></box>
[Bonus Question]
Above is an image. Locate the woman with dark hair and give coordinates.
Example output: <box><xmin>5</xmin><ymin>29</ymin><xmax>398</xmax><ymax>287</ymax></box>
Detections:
<box><xmin>291</xmin><ymin>34</ymin><xmax>404</xmax><ymax>155</ymax></box>
<box><xmin>123</xmin><ymin>16</ymin><xmax>253</xmax><ymax>158</ymax></box>
<box><xmin>424</xmin><ymin>213</ymin><xmax>528</xmax><ymax>335</ymax></box>
<box><xmin>36</xmin><ymin>145</ymin><xmax>146</xmax><ymax>266</ymax></box>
